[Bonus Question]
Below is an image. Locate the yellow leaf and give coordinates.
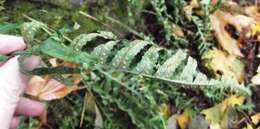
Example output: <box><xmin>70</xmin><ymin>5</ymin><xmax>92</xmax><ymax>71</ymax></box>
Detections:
<box><xmin>203</xmin><ymin>48</ymin><xmax>245</xmax><ymax>83</ymax></box>
<box><xmin>111</xmin><ymin>71</ymin><xmax>119</xmax><ymax>78</ymax></box>
<box><xmin>245</xmin><ymin>113</ymin><xmax>260</xmax><ymax>129</ymax></box>
<box><xmin>252</xmin><ymin>65</ymin><xmax>260</xmax><ymax>85</ymax></box>
<box><xmin>251</xmin><ymin>113</ymin><xmax>260</xmax><ymax>125</ymax></box>
<box><xmin>177</xmin><ymin>110</ymin><xmax>190</xmax><ymax>129</ymax></box>
<box><xmin>202</xmin><ymin>95</ymin><xmax>245</xmax><ymax>129</ymax></box>
<box><xmin>159</xmin><ymin>103</ymin><xmax>171</xmax><ymax>119</ymax></box>
<box><xmin>244</xmin><ymin>6</ymin><xmax>260</xmax><ymax>21</ymax></box>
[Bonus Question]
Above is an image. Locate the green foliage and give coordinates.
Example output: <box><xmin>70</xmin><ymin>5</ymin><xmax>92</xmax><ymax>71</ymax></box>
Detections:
<box><xmin>18</xmin><ymin>21</ymin><xmax>251</xmax><ymax>129</ymax></box>
<box><xmin>150</xmin><ymin>0</ymin><xmax>172</xmax><ymax>43</ymax></box>
<box><xmin>0</xmin><ymin>0</ymin><xmax>5</xmax><ymax>11</ymax></box>
<box><xmin>191</xmin><ymin>0</ymin><xmax>222</xmax><ymax>54</ymax></box>
<box><xmin>150</xmin><ymin>0</ymin><xmax>187</xmax><ymax>47</ymax></box>
<box><xmin>16</xmin><ymin>117</ymin><xmax>39</xmax><ymax>129</ymax></box>
<box><xmin>191</xmin><ymin>0</ymin><xmax>213</xmax><ymax>54</ymax></box>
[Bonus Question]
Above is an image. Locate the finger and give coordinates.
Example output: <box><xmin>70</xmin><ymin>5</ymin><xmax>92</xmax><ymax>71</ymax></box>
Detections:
<box><xmin>23</xmin><ymin>55</ymin><xmax>41</xmax><ymax>71</ymax></box>
<box><xmin>15</xmin><ymin>98</ymin><xmax>45</xmax><ymax>116</ymax></box>
<box><xmin>0</xmin><ymin>34</ymin><xmax>25</xmax><ymax>55</ymax></box>
<box><xmin>19</xmin><ymin>55</ymin><xmax>41</xmax><ymax>82</ymax></box>
<box><xmin>9</xmin><ymin>117</ymin><xmax>20</xmax><ymax>129</ymax></box>
<box><xmin>0</xmin><ymin>56</ymin><xmax>40</xmax><ymax>129</ymax></box>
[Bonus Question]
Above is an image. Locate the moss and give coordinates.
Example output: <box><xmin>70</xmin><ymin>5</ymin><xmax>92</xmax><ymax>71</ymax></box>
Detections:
<box><xmin>1</xmin><ymin>0</ymin><xmax>148</xmax><ymax>39</ymax></box>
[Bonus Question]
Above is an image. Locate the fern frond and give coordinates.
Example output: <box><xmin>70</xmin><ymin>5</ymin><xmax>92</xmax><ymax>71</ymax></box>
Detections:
<box><xmin>20</xmin><ymin>22</ymin><xmax>251</xmax><ymax>129</ymax></box>
<box><xmin>69</xmin><ymin>32</ymin><xmax>250</xmax><ymax>94</ymax></box>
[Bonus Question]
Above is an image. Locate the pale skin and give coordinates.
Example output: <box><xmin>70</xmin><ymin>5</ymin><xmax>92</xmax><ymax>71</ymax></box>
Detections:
<box><xmin>0</xmin><ymin>34</ymin><xmax>45</xmax><ymax>129</ymax></box>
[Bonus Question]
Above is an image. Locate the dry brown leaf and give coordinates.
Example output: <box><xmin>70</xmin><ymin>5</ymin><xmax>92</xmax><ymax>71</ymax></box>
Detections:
<box><xmin>183</xmin><ymin>0</ymin><xmax>198</xmax><ymax>21</ymax></box>
<box><xmin>177</xmin><ymin>110</ymin><xmax>190</xmax><ymax>129</ymax></box>
<box><xmin>244</xmin><ymin>6</ymin><xmax>260</xmax><ymax>21</ymax></box>
<box><xmin>25</xmin><ymin>76</ymin><xmax>79</xmax><ymax>101</ymax></box>
<box><xmin>172</xmin><ymin>24</ymin><xmax>184</xmax><ymax>37</ymax></box>
<box><xmin>210</xmin><ymin>10</ymin><xmax>255</xmax><ymax>57</ymax></box>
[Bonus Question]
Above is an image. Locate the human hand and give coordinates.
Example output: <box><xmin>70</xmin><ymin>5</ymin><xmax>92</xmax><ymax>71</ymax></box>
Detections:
<box><xmin>0</xmin><ymin>34</ymin><xmax>45</xmax><ymax>129</ymax></box>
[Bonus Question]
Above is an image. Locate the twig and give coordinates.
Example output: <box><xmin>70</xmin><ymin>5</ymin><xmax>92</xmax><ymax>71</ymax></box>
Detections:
<box><xmin>142</xmin><ymin>10</ymin><xmax>156</xmax><ymax>15</ymax></box>
<box><xmin>106</xmin><ymin>16</ymin><xmax>144</xmax><ymax>39</ymax></box>
<box><xmin>80</xmin><ymin>90</ymin><xmax>88</xmax><ymax>127</ymax></box>
<box><xmin>79</xmin><ymin>11</ymin><xmax>120</xmax><ymax>35</ymax></box>
<box><xmin>240</xmin><ymin>111</ymin><xmax>257</xmax><ymax>129</ymax></box>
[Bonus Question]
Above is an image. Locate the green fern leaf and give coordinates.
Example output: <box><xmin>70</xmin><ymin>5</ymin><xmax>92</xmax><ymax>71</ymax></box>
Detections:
<box><xmin>111</xmin><ymin>40</ymin><xmax>151</xmax><ymax>69</ymax></box>
<box><xmin>155</xmin><ymin>50</ymin><xmax>187</xmax><ymax>78</ymax></box>
<box><xmin>179</xmin><ymin>57</ymin><xmax>198</xmax><ymax>82</ymax></box>
<box><xmin>134</xmin><ymin>46</ymin><xmax>162</xmax><ymax>74</ymax></box>
<box><xmin>92</xmin><ymin>40</ymin><xmax>119</xmax><ymax>64</ymax></box>
<box><xmin>19</xmin><ymin>22</ymin><xmax>252</xmax><ymax>129</ymax></box>
<box><xmin>71</xmin><ymin>31</ymin><xmax>117</xmax><ymax>51</ymax></box>
<box><xmin>21</xmin><ymin>22</ymin><xmax>45</xmax><ymax>44</ymax></box>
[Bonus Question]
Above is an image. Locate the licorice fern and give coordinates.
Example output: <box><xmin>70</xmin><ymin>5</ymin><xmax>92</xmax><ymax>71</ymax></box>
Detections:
<box><xmin>19</xmin><ymin>22</ymin><xmax>251</xmax><ymax>129</ymax></box>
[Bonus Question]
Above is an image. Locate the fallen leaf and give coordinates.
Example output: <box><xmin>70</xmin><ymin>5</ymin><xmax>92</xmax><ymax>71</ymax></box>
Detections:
<box><xmin>250</xmin><ymin>22</ymin><xmax>260</xmax><ymax>40</ymax></box>
<box><xmin>183</xmin><ymin>0</ymin><xmax>198</xmax><ymax>21</ymax></box>
<box><xmin>251</xmin><ymin>113</ymin><xmax>260</xmax><ymax>125</ymax></box>
<box><xmin>94</xmin><ymin>105</ymin><xmax>103</xmax><ymax>128</ymax></box>
<box><xmin>252</xmin><ymin>52</ymin><xmax>260</xmax><ymax>85</ymax></box>
<box><xmin>244</xmin><ymin>6</ymin><xmax>260</xmax><ymax>21</ymax></box>
<box><xmin>203</xmin><ymin>48</ymin><xmax>245</xmax><ymax>82</ymax></box>
<box><xmin>167</xmin><ymin>114</ymin><xmax>178</xmax><ymax>129</ymax></box>
<box><xmin>245</xmin><ymin>113</ymin><xmax>260</xmax><ymax>129</ymax></box>
<box><xmin>80</xmin><ymin>89</ymin><xmax>103</xmax><ymax>128</ymax></box>
<box><xmin>210</xmin><ymin>10</ymin><xmax>256</xmax><ymax>57</ymax></box>
<box><xmin>177</xmin><ymin>110</ymin><xmax>190</xmax><ymax>129</ymax></box>
<box><xmin>188</xmin><ymin>115</ymin><xmax>209</xmax><ymax>129</ymax></box>
<box><xmin>172</xmin><ymin>24</ymin><xmax>184</xmax><ymax>37</ymax></box>
<box><xmin>201</xmin><ymin>95</ymin><xmax>245</xmax><ymax>129</ymax></box>
<box><xmin>25</xmin><ymin>76</ymin><xmax>79</xmax><ymax>101</ymax></box>
<box><xmin>183</xmin><ymin>0</ymin><xmax>229</xmax><ymax>21</ymax></box>
<box><xmin>252</xmin><ymin>65</ymin><xmax>260</xmax><ymax>85</ymax></box>
<box><xmin>159</xmin><ymin>103</ymin><xmax>171</xmax><ymax>119</ymax></box>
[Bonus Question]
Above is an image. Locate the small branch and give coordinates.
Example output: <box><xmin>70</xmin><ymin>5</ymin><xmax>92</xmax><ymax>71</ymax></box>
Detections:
<box><xmin>79</xmin><ymin>11</ymin><xmax>120</xmax><ymax>35</ymax></box>
<box><xmin>106</xmin><ymin>16</ymin><xmax>144</xmax><ymax>39</ymax></box>
<box><xmin>240</xmin><ymin>111</ymin><xmax>257</xmax><ymax>129</ymax></box>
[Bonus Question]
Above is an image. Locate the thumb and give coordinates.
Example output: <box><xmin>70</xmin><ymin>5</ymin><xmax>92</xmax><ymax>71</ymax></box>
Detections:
<box><xmin>0</xmin><ymin>56</ymin><xmax>40</xmax><ymax>129</ymax></box>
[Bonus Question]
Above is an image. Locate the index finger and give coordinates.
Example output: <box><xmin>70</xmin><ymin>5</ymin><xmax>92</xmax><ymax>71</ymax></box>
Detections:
<box><xmin>0</xmin><ymin>34</ymin><xmax>25</xmax><ymax>55</ymax></box>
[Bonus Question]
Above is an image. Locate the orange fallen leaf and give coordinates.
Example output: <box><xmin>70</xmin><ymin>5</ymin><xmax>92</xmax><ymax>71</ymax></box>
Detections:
<box><xmin>25</xmin><ymin>76</ymin><xmax>79</xmax><ymax>101</ymax></box>
<box><xmin>177</xmin><ymin>110</ymin><xmax>190</xmax><ymax>129</ymax></box>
